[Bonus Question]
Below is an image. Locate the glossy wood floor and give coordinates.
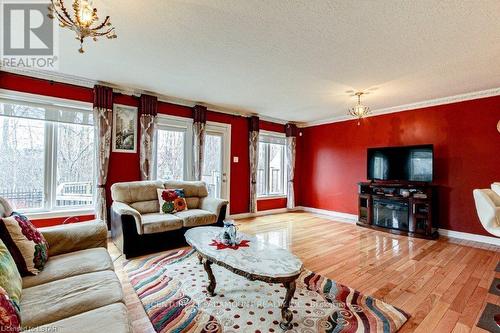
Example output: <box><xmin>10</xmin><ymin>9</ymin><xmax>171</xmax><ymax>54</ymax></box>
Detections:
<box><xmin>111</xmin><ymin>212</ymin><xmax>500</xmax><ymax>333</ymax></box>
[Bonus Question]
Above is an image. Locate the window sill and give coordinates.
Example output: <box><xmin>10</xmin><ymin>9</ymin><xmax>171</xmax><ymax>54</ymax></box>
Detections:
<box><xmin>23</xmin><ymin>208</ymin><xmax>95</xmax><ymax>220</ymax></box>
<box><xmin>257</xmin><ymin>195</ymin><xmax>287</xmax><ymax>200</ymax></box>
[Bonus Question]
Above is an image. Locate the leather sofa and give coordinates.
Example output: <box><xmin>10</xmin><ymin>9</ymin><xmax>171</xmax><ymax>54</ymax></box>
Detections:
<box><xmin>473</xmin><ymin>182</ymin><xmax>500</xmax><ymax>237</ymax></box>
<box><xmin>110</xmin><ymin>180</ymin><xmax>228</xmax><ymax>258</ymax></box>
<box><xmin>0</xmin><ymin>198</ymin><xmax>131</xmax><ymax>333</ymax></box>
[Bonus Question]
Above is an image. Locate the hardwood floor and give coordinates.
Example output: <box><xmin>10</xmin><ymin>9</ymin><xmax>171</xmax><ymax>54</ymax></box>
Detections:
<box><xmin>111</xmin><ymin>212</ymin><xmax>500</xmax><ymax>332</ymax></box>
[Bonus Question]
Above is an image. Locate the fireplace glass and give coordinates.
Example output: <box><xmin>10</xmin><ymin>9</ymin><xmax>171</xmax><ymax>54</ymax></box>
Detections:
<box><xmin>373</xmin><ymin>198</ymin><xmax>409</xmax><ymax>231</ymax></box>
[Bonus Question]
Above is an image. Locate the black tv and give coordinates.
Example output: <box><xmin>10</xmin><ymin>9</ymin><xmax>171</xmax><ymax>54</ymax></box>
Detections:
<box><xmin>367</xmin><ymin>145</ymin><xmax>433</xmax><ymax>182</ymax></box>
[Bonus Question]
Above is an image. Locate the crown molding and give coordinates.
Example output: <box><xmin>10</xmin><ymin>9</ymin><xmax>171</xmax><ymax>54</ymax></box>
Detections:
<box><xmin>0</xmin><ymin>66</ymin><xmax>289</xmax><ymax>125</ymax></box>
<box><xmin>0</xmin><ymin>66</ymin><xmax>97</xmax><ymax>88</ymax></box>
<box><xmin>299</xmin><ymin>87</ymin><xmax>500</xmax><ymax>128</ymax></box>
<box><xmin>5</xmin><ymin>67</ymin><xmax>496</xmax><ymax>129</ymax></box>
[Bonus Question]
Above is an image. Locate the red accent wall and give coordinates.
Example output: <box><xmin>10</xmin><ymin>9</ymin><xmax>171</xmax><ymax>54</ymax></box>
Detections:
<box><xmin>0</xmin><ymin>72</ymin><xmax>93</xmax><ymax>102</ymax></box>
<box><xmin>297</xmin><ymin>96</ymin><xmax>500</xmax><ymax>236</ymax></box>
<box><xmin>257</xmin><ymin>198</ymin><xmax>287</xmax><ymax>211</ymax></box>
<box><xmin>260</xmin><ymin>120</ymin><xmax>285</xmax><ymax>133</ymax></box>
<box><xmin>0</xmin><ymin>71</ymin><xmax>288</xmax><ymax>225</ymax></box>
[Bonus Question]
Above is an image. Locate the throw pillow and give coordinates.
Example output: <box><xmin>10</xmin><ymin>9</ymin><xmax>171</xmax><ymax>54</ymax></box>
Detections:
<box><xmin>0</xmin><ymin>213</ymin><xmax>49</xmax><ymax>276</ymax></box>
<box><xmin>157</xmin><ymin>189</ymin><xmax>188</xmax><ymax>214</ymax></box>
<box><xmin>0</xmin><ymin>239</ymin><xmax>22</xmax><ymax>318</ymax></box>
<box><xmin>0</xmin><ymin>286</ymin><xmax>20</xmax><ymax>332</ymax></box>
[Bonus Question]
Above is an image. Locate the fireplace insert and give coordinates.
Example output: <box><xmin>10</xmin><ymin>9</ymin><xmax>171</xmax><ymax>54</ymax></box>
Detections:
<box><xmin>373</xmin><ymin>198</ymin><xmax>409</xmax><ymax>231</ymax></box>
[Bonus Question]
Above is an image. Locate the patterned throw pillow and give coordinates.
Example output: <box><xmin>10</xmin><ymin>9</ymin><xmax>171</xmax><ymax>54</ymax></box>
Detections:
<box><xmin>0</xmin><ymin>239</ymin><xmax>22</xmax><ymax>329</ymax></box>
<box><xmin>0</xmin><ymin>286</ymin><xmax>20</xmax><ymax>332</ymax></box>
<box><xmin>157</xmin><ymin>189</ymin><xmax>188</xmax><ymax>214</ymax></box>
<box><xmin>0</xmin><ymin>213</ymin><xmax>49</xmax><ymax>276</ymax></box>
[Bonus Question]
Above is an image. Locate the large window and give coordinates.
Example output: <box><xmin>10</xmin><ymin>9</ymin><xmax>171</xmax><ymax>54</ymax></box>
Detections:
<box><xmin>257</xmin><ymin>132</ymin><xmax>287</xmax><ymax>197</ymax></box>
<box><xmin>0</xmin><ymin>96</ymin><xmax>95</xmax><ymax>212</ymax></box>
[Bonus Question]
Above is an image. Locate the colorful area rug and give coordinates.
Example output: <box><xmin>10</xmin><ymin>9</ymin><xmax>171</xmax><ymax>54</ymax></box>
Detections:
<box><xmin>124</xmin><ymin>249</ymin><xmax>409</xmax><ymax>332</ymax></box>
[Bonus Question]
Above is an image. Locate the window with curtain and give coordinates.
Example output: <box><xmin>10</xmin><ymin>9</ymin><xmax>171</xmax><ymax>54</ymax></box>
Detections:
<box><xmin>257</xmin><ymin>132</ymin><xmax>287</xmax><ymax>197</ymax></box>
<box><xmin>0</xmin><ymin>96</ymin><xmax>95</xmax><ymax>212</ymax></box>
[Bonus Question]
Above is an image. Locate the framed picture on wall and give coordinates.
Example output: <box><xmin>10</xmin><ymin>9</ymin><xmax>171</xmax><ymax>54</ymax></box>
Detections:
<box><xmin>112</xmin><ymin>104</ymin><xmax>138</xmax><ymax>153</ymax></box>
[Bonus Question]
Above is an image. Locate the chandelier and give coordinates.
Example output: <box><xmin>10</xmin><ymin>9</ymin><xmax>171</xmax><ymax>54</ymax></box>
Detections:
<box><xmin>48</xmin><ymin>0</ymin><xmax>117</xmax><ymax>53</ymax></box>
<box><xmin>348</xmin><ymin>92</ymin><xmax>370</xmax><ymax>125</ymax></box>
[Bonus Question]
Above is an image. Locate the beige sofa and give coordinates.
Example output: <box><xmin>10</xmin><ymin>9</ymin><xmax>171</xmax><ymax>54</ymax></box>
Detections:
<box><xmin>0</xmin><ymin>198</ymin><xmax>130</xmax><ymax>333</ymax></box>
<box><xmin>110</xmin><ymin>180</ymin><xmax>228</xmax><ymax>258</ymax></box>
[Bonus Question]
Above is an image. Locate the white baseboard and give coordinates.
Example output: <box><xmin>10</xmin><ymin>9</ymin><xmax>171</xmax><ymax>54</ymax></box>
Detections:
<box><xmin>438</xmin><ymin>229</ymin><xmax>500</xmax><ymax>246</ymax></box>
<box><xmin>297</xmin><ymin>206</ymin><xmax>358</xmax><ymax>224</ymax></box>
<box><xmin>230</xmin><ymin>208</ymin><xmax>290</xmax><ymax>219</ymax></box>
<box><xmin>230</xmin><ymin>206</ymin><xmax>357</xmax><ymax>223</ymax></box>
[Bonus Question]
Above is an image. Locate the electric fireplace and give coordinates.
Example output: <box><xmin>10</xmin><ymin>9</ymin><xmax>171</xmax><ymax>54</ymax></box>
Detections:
<box><xmin>373</xmin><ymin>198</ymin><xmax>409</xmax><ymax>231</ymax></box>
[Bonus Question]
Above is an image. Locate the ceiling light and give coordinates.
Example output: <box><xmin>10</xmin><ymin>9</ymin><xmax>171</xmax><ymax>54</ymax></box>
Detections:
<box><xmin>348</xmin><ymin>92</ymin><xmax>370</xmax><ymax>125</ymax></box>
<box><xmin>48</xmin><ymin>0</ymin><xmax>117</xmax><ymax>53</ymax></box>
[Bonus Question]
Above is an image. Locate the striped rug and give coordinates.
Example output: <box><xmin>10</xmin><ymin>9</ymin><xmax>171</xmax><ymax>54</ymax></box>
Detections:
<box><xmin>124</xmin><ymin>249</ymin><xmax>409</xmax><ymax>332</ymax></box>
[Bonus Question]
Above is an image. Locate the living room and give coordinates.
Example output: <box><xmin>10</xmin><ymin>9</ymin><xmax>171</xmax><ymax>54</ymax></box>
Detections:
<box><xmin>0</xmin><ymin>1</ymin><xmax>499</xmax><ymax>333</ymax></box>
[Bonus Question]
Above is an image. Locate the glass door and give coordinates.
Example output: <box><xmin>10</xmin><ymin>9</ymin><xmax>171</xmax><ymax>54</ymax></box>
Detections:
<box><xmin>203</xmin><ymin>123</ymin><xmax>230</xmax><ymax>200</ymax></box>
<box><xmin>373</xmin><ymin>198</ymin><xmax>409</xmax><ymax>231</ymax></box>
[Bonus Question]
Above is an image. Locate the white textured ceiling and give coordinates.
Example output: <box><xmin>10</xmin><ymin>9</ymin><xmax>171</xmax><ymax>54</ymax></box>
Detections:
<box><xmin>51</xmin><ymin>1</ymin><xmax>500</xmax><ymax>122</ymax></box>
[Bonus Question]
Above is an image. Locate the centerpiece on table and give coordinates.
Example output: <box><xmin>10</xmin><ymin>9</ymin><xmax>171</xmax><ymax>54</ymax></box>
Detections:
<box><xmin>209</xmin><ymin>219</ymin><xmax>250</xmax><ymax>250</ymax></box>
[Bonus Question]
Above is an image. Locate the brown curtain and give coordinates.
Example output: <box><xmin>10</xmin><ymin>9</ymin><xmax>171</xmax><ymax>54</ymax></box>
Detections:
<box><xmin>286</xmin><ymin>123</ymin><xmax>297</xmax><ymax>209</ymax></box>
<box><xmin>249</xmin><ymin>116</ymin><xmax>260</xmax><ymax>213</ymax></box>
<box><xmin>139</xmin><ymin>94</ymin><xmax>158</xmax><ymax>180</ymax></box>
<box><xmin>93</xmin><ymin>85</ymin><xmax>113</xmax><ymax>222</ymax></box>
<box><xmin>192</xmin><ymin>105</ymin><xmax>207</xmax><ymax>181</ymax></box>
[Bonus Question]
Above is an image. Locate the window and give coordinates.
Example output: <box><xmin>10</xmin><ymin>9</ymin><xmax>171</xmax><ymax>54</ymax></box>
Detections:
<box><xmin>0</xmin><ymin>95</ymin><xmax>95</xmax><ymax>212</ymax></box>
<box><xmin>55</xmin><ymin>123</ymin><xmax>94</xmax><ymax>207</ymax></box>
<box><xmin>154</xmin><ymin>116</ymin><xmax>193</xmax><ymax>181</ymax></box>
<box><xmin>156</xmin><ymin>129</ymin><xmax>185</xmax><ymax>180</ymax></box>
<box><xmin>257</xmin><ymin>132</ymin><xmax>287</xmax><ymax>197</ymax></box>
<box><xmin>202</xmin><ymin>133</ymin><xmax>223</xmax><ymax>198</ymax></box>
<box><xmin>0</xmin><ymin>116</ymin><xmax>45</xmax><ymax>209</ymax></box>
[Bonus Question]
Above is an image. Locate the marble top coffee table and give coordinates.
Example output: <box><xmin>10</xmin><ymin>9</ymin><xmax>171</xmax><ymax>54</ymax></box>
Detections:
<box><xmin>185</xmin><ymin>226</ymin><xmax>303</xmax><ymax>330</ymax></box>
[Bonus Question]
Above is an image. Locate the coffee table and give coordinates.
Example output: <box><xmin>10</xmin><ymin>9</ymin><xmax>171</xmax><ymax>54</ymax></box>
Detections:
<box><xmin>185</xmin><ymin>226</ymin><xmax>303</xmax><ymax>330</ymax></box>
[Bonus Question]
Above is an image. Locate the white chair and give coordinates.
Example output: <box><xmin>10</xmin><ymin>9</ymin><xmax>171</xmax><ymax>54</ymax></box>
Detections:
<box><xmin>473</xmin><ymin>183</ymin><xmax>500</xmax><ymax>237</ymax></box>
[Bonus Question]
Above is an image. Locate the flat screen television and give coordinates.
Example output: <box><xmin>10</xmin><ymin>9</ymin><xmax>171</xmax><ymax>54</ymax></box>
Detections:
<box><xmin>367</xmin><ymin>145</ymin><xmax>433</xmax><ymax>182</ymax></box>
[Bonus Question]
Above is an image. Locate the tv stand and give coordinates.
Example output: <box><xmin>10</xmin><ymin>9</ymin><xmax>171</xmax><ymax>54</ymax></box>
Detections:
<box><xmin>357</xmin><ymin>181</ymin><xmax>438</xmax><ymax>239</ymax></box>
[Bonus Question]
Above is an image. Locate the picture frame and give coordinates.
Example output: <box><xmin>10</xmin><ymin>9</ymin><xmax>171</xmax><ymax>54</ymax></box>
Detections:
<box><xmin>112</xmin><ymin>104</ymin><xmax>138</xmax><ymax>153</ymax></box>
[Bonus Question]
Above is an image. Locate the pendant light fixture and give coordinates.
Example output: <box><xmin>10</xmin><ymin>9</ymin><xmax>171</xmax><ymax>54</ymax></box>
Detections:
<box><xmin>348</xmin><ymin>92</ymin><xmax>370</xmax><ymax>125</ymax></box>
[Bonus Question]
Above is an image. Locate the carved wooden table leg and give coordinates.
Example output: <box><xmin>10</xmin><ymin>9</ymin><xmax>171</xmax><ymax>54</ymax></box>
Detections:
<box><xmin>280</xmin><ymin>279</ymin><xmax>297</xmax><ymax>330</ymax></box>
<box><xmin>203</xmin><ymin>259</ymin><xmax>217</xmax><ymax>296</ymax></box>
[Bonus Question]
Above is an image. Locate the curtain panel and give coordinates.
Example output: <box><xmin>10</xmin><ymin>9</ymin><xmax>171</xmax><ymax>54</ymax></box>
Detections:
<box><xmin>93</xmin><ymin>85</ymin><xmax>113</xmax><ymax>222</ymax></box>
<box><xmin>139</xmin><ymin>94</ymin><xmax>158</xmax><ymax>181</ymax></box>
<box><xmin>285</xmin><ymin>123</ymin><xmax>297</xmax><ymax>209</ymax></box>
<box><xmin>192</xmin><ymin>105</ymin><xmax>207</xmax><ymax>181</ymax></box>
<box><xmin>249</xmin><ymin>116</ymin><xmax>260</xmax><ymax>213</ymax></box>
